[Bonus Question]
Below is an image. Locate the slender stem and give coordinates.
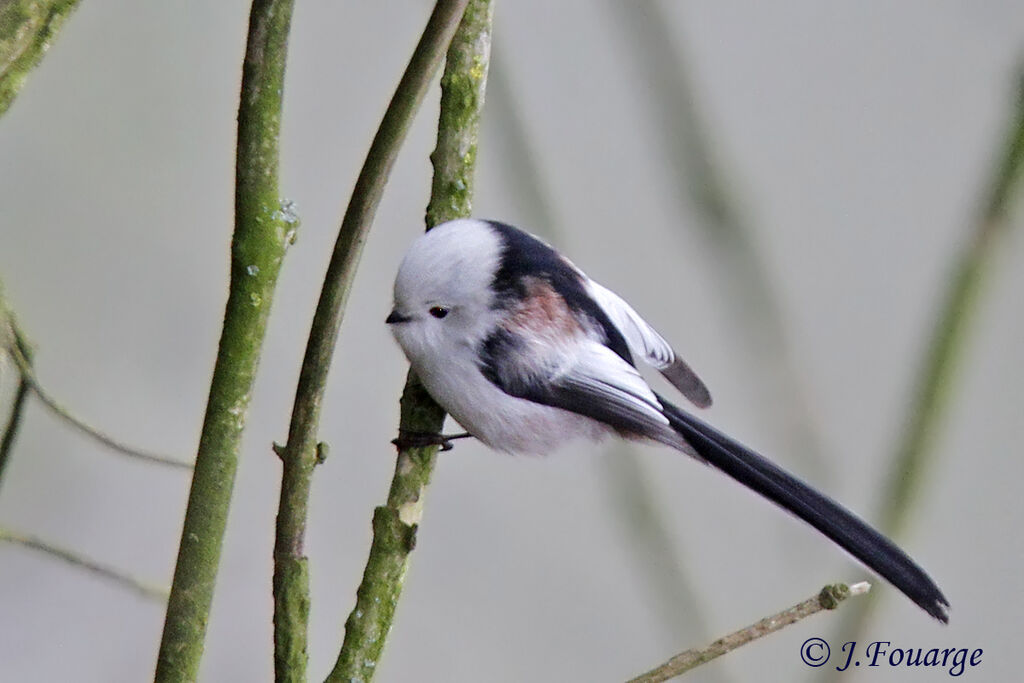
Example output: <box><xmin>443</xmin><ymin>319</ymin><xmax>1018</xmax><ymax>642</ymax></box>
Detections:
<box><xmin>827</xmin><ymin>68</ymin><xmax>1024</xmax><ymax>669</ymax></box>
<box><xmin>154</xmin><ymin>1</ymin><xmax>295</xmax><ymax>680</ymax></box>
<box><xmin>0</xmin><ymin>314</ymin><xmax>33</xmax><ymax>489</ymax></box>
<box><xmin>0</xmin><ymin>526</ymin><xmax>168</xmax><ymax>601</ymax></box>
<box><xmin>602</xmin><ymin>447</ymin><xmax>715</xmax><ymax>638</ymax></box>
<box><xmin>480</xmin><ymin>58</ymin><xmax>558</xmax><ymax>237</ymax></box>
<box><xmin>325</xmin><ymin>2</ymin><xmax>493</xmax><ymax>681</ymax></box>
<box><xmin>271</xmin><ymin>2</ymin><xmax>472</xmax><ymax>680</ymax></box>
<box><xmin>0</xmin><ymin>319</ymin><xmax>190</xmax><ymax>470</ymax></box>
<box><xmin>0</xmin><ymin>373</ymin><xmax>29</xmax><ymax>487</ymax></box>
<box><xmin>0</xmin><ymin>0</ymin><xmax>82</xmax><ymax>117</ymax></box>
<box><xmin>628</xmin><ymin>582</ymin><xmax>871</xmax><ymax>683</ymax></box>
<box><xmin>880</xmin><ymin>70</ymin><xmax>1024</xmax><ymax>538</ymax></box>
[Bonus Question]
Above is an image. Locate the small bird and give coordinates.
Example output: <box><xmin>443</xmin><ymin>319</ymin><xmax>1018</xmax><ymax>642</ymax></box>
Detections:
<box><xmin>386</xmin><ymin>218</ymin><xmax>949</xmax><ymax>622</ymax></box>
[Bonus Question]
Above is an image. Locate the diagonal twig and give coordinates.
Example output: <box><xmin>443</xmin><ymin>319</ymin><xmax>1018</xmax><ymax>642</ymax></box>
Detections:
<box><xmin>0</xmin><ymin>526</ymin><xmax>168</xmax><ymax>601</ymax></box>
<box><xmin>2</xmin><ymin>319</ymin><xmax>190</xmax><ymax>470</ymax></box>
<box><xmin>628</xmin><ymin>582</ymin><xmax>871</xmax><ymax>683</ymax></box>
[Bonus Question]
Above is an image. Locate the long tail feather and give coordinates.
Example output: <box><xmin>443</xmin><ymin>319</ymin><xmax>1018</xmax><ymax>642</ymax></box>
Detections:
<box><xmin>658</xmin><ymin>395</ymin><xmax>949</xmax><ymax>622</ymax></box>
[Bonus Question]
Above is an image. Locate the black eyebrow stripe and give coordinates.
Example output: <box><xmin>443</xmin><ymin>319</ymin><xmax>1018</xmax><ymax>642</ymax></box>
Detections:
<box><xmin>483</xmin><ymin>220</ymin><xmax>634</xmax><ymax>367</ymax></box>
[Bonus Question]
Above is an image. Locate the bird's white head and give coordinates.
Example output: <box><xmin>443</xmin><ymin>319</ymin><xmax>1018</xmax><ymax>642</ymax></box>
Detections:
<box><xmin>387</xmin><ymin>219</ymin><xmax>504</xmax><ymax>366</ymax></box>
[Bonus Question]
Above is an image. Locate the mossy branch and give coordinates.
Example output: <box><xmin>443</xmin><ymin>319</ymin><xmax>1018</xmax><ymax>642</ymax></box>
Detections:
<box><xmin>0</xmin><ymin>0</ymin><xmax>81</xmax><ymax>117</ymax></box>
<box><xmin>628</xmin><ymin>582</ymin><xmax>870</xmax><ymax>683</ymax></box>
<box><xmin>270</xmin><ymin>2</ymin><xmax>473</xmax><ymax>680</ymax></box>
<box><xmin>154</xmin><ymin>1</ymin><xmax>296</xmax><ymax>680</ymax></box>
<box><xmin>325</xmin><ymin>2</ymin><xmax>493</xmax><ymax>681</ymax></box>
<box><xmin>827</xmin><ymin>66</ymin><xmax>1024</xmax><ymax>668</ymax></box>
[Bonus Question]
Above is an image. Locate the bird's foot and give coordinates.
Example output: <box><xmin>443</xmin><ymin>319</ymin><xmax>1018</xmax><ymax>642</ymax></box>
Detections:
<box><xmin>392</xmin><ymin>429</ymin><xmax>473</xmax><ymax>452</ymax></box>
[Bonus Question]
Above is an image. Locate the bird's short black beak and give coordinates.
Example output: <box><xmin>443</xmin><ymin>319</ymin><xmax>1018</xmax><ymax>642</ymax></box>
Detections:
<box><xmin>386</xmin><ymin>310</ymin><xmax>411</xmax><ymax>324</ymax></box>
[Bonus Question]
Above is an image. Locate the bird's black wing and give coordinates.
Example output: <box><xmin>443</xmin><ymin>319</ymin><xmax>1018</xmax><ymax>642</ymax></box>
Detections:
<box><xmin>479</xmin><ymin>326</ymin><xmax>693</xmax><ymax>454</ymax></box>
<box><xmin>484</xmin><ymin>220</ymin><xmax>636</xmax><ymax>366</ymax></box>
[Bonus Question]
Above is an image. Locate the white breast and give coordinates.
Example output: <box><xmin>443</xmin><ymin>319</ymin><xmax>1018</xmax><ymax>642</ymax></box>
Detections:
<box><xmin>414</xmin><ymin>349</ymin><xmax>611</xmax><ymax>455</ymax></box>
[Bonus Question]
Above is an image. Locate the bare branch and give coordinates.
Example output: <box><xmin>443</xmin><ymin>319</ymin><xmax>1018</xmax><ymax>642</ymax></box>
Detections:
<box><xmin>0</xmin><ymin>293</ymin><xmax>190</xmax><ymax>471</ymax></box>
<box><xmin>0</xmin><ymin>526</ymin><xmax>168</xmax><ymax>601</ymax></box>
<box><xmin>628</xmin><ymin>582</ymin><xmax>871</xmax><ymax>683</ymax></box>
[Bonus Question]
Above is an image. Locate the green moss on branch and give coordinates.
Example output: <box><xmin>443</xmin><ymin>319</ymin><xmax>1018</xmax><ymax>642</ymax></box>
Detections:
<box><xmin>326</xmin><ymin>2</ymin><xmax>493</xmax><ymax>681</ymax></box>
<box><xmin>155</xmin><ymin>1</ymin><xmax>296</xmax><ymax>681</ymax></box>
<box><xmin>0</xmin><ymin>0</ymin><xmax>81</xmax><ymax>117</ymax></box>
<box><xmin>269</xmin><ymin>2</ymin><xmax>478</xmax><ymax>680</ymax></box>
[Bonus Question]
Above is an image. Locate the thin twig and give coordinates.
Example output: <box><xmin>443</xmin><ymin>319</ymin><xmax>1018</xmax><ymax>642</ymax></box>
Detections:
<box><xmin>154</xmin><ymin>1</ymin><xmax>296</xmax><ymax>680</ymax></box>
<box><xmin>0</xmin><ymin>316</ymin><xmax>33</xmax><ymax>487</ymax></box>
<box><xmin>325</xmin><ymin>2</ymin><xmax>492</xmax><ymax>681</ymax></box>
<box><xmin>0</xmin><ymin>526</ymin><xmax>168</xmax><ymax>601</ymax></box>
<box><xmin>271</xmin><ymin>2</ymin><xmax>473</xmax><ymax>680</ymax></box>
<box><xmin>827</xmin><ymin>66</ymin><xmax>1024</xmax><ymax>671</ymax></box>
<box><xmin>879</xmin><ymin>68</ymin><xmax>1024</xmax><ymax>540</ymax></box>
<box><xmin>602</xmin><ymin>446</ymin><xmax>716</xmax><ymax>640</ymax></box>
<box><xmin>0</xmin><ymin>373</ymin><xmax>30</xmax><ymax>485</ymax></box>
<box><xmin>1</xmin><ymin>318</ymin><xmax>191</xmax><ymax>470</ymax></box>
<box><xmin>628</xmin><ymin>582</ymin><xmax>871</xmax><ymax>683</ymax></box>
<box><xmin>480</xmin><ymin>58</ymin><xmax>559</xmax><ymax>238</ymax></box>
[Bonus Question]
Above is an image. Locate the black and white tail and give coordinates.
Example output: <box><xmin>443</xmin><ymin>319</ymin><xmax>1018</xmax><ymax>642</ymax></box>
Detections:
<box><xmin>658</xmin><ymin>395</ymin><xmax>949</xmax><ymax>622</ymax></box>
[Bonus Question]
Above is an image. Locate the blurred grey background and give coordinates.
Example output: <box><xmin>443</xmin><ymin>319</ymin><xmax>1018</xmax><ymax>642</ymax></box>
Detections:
<box><xmin>2</xmin><ymin>1</ymin><xmax>1023</xmax><ymax>681</ymax></box>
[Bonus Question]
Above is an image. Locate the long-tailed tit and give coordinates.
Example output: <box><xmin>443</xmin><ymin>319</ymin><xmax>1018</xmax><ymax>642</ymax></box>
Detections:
<box><xmin>386</xmin><ymin>218</ymin><xmax>949</xmax><ymax>622</ymax></box>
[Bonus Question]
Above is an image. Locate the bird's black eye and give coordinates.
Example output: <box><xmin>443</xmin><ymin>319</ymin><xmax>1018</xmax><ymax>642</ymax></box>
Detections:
<box><xmin>429</xmin><ymin>306</ymin><xmax>449</xmax><ymax>319</ymax></box>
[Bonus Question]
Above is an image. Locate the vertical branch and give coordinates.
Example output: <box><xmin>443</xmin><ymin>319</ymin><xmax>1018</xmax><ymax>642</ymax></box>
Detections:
<box><xmin>423</xmin><ymin>0</ymin><xmax>493</xmax><ymax>229</ymax></box>
<box><xmin>154</xmin><ymin>1</ymin><xmax>296</xmax><ymax>680</ymax></box>
<box><xmin>325</xmin><ymin>2</ymin><xmax>493</xmax><ymax>681</ymax></box>
<box><xmin>0</xmin><ymin>0</ymin><xmax>81</xmax><ymax>117</ymax></box>
<box><xmin>271</xmin><ymin>1</ymin><xmax>472</xmax><ymax>681</ymax></box>
<box><xmin>827</xmin><ymin>69</ymin><xmax>1024</xmax><ymax>667</ymax></box>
